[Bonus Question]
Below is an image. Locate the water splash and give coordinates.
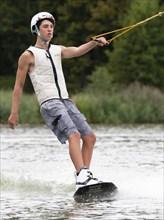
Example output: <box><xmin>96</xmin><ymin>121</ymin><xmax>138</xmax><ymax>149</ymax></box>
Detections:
<box><xmin>1</xmin><ymin>174</ymin><xmax>52</xmax><ymax>194</ymax></box>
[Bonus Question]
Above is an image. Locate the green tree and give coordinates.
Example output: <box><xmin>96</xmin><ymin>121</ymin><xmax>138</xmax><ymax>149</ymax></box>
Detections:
<box><xmin>0</xmin><ymin>0</ymin><xmax>130</xmax><ymax>93</ymax></box>
<box><xmin>105</xmin><ymin>0</ymin><xmax>164</xmax><ymax>90</ymax></box>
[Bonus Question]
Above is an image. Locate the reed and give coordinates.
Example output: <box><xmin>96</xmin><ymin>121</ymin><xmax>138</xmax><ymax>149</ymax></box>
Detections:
<box><xmin>73</xmin><ymin>84</ymin><xmax>163</xmax><ymax>124</ymax></box>
<box><xmin>0</xmin><ymin>84</ymin><xmax>163</xmax><ymax>125</ymax></box>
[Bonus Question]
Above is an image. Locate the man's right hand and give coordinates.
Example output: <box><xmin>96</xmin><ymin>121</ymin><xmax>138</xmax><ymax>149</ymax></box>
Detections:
<box><xmin>8</xmin><ymin>113</ymin><xmax>19</xmax><ymax>129</ymax></box>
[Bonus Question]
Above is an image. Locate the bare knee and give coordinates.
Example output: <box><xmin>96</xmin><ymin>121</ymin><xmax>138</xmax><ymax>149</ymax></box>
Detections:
<box><xmin>82</xmin><ymin>132</ymin><xmax>96</xmax><ymax>145</ymax></box>
<box><xmin>68</xmin><ymin>131</ymin><xmax>81</xmax><ymax>143</ymax></box>
<box><xmin>89</xmin><ymin>133</ymin><xmax>96</xmax><ymax>144</ymax></box>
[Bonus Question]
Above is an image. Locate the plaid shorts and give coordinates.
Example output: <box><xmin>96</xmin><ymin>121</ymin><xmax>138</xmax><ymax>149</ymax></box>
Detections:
<box><xmin>40</xmin><ymin>99</ymin><xmax>92</xmax><ymax>144</ymax></box>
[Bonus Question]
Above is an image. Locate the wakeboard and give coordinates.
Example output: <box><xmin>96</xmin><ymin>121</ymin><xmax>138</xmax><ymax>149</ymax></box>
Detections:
<box><xmin>74</xmin><ymin>182</ymin><xmax>117</xmax><ymax>203</ymax></box>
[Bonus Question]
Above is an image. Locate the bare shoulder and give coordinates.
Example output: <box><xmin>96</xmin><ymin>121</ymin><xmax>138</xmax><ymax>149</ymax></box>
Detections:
<box><xmin>60</xmin><ymin>45</ymin><xmax>67</xmax><ymax>58</ymax></box>
<box><xmin>60</xmin><ymin>45</ymin><xmax>66</xmax><ymax>53</ymax></box>
<box><xmin>60</xmin><ymin>45</ymin><xmax>66</xmax><ymax>50</ymax></box>
<box><xmin>19</xmin><ymin>50</ymin><xmax>34</xmax><ymax>69</ymax></box>
<box><xmin>17</xmin><ymin>50</ymin><xmax>34</xmax><ymax>73</ymax></box>
<box><xmin>19</xmin><ymin>50</ymin><xmax>33</xmax><ymax>63</ymax></box>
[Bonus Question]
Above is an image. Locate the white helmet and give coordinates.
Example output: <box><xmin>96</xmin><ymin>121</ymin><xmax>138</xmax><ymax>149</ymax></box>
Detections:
<box><xmin>31</xmin><ymin>12</ymin><xmax>55</xmax><ymax>35</ymax></box>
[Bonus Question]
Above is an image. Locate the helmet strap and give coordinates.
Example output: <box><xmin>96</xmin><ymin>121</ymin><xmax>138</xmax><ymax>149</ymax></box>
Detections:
<box><xmin>35</xmin><ymin>25</ymin><xmax>50</xmax><ymax>45</ymax></box>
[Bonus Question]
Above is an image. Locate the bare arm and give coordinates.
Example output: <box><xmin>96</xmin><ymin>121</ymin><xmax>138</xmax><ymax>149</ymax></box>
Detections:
<box><xmin>8</xmin><ymin>51</ymin><xmax>32</xmax><ymax>129</ymax></box>
<box><xmin>61</xmin><ymin>37</ymin><xmax>108</xmax><ymax>59</ymax></box>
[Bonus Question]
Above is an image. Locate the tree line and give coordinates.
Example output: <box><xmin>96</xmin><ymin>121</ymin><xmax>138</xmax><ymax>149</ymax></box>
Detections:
<box><xmin>0</xmin><ymin>0</ymin><xmax>163</xmax><ymax>93</ymax></box>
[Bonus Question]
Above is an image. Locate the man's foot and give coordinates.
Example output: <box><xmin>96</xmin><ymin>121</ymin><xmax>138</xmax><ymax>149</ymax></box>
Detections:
<box><xmin>75</xmin><ymin>167</ymin><xmax>102</xmax><ymax>190</ymax></box>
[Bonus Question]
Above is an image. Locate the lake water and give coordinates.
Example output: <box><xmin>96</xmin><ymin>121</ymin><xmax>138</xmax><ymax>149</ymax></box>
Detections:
<box><xmin>1</xmin><ymin>125</ymin><xmax>163</xmax><ymax>220</ymax></box>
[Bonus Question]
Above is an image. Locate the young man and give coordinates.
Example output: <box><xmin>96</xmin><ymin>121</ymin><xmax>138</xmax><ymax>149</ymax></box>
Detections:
<box><xmin>8</xmin><ymin>12</ymin><xmax>108</xmax><ymax>189</ymax></box>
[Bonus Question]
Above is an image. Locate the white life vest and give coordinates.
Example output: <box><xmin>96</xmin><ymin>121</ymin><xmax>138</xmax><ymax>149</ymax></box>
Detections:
<box><xmin>27</xmin><ymin>45</ymin><xmax>69</xmax><ymax>105</ymax></box>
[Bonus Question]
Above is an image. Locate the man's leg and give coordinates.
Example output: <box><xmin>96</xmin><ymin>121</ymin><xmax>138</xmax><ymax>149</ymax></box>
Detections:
<box><xmin>81</xmin><ymin>132</ymin><xmax>96</xmax><ymax>168</ymax></box>
<box><xmin>68</xmin><ymin>131</ymin><xmax>84</xmax><ymax>172</ymax></box>
<box><xmin>69</xmin><ymin>131</ymin><xmax>100</xmax><ymax>189</ymax></box>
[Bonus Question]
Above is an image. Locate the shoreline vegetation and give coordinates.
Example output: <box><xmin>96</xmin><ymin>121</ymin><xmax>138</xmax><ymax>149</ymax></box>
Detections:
<box><xmin>0</xmin><ymin>83</ymin><xmax>163</xmax><ymax>125</ymax></box>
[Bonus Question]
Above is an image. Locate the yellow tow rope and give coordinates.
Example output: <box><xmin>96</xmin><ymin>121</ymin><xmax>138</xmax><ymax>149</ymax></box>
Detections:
<box><xmin>92</xmin><ymin>11</ymin><xmax>164</xmax><ymax>44</ymax></box>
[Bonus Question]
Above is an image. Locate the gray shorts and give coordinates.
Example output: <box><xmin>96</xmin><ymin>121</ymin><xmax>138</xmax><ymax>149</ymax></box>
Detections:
<box><xmin>40</xmin><ymin>99</ymin><xmax>92</xmax><ymax>144</ymax></box>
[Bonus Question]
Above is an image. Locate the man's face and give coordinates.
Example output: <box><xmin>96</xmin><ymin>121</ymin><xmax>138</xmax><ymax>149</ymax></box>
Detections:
<box><xmin>39</xmin><ymin>19</ymin><xmax>54</xmax><ymax>41</ymax></box>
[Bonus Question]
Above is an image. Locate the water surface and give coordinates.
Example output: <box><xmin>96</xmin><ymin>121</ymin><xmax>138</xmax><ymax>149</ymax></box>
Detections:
<box><xmin>1</xmin><ymin>125</ymin><xmax>163</xmax><ymax>219</ymax></box>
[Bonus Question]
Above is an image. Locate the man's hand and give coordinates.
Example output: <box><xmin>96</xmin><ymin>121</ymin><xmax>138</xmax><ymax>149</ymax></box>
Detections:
<box><xmin>8</xmin><ymin>113</ymin><xmax>19</xmax><ymax>129</ymax></box>
<box><xmin>94</xmin><ymin>37</ymin><xmax>108</xmax><ymax>46</ymax></box>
